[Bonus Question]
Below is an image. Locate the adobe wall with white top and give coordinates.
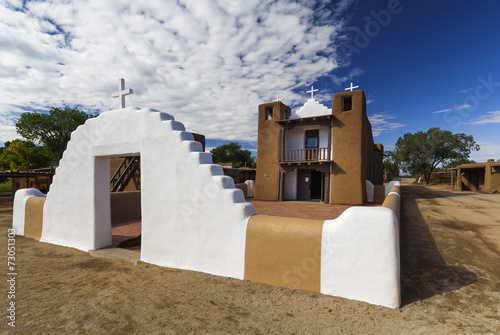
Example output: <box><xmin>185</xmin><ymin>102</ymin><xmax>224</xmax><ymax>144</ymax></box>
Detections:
<box><xmin>12</xmin><ymin>107</ymin><xmax>401</xmax><ymax>308</ymax></box>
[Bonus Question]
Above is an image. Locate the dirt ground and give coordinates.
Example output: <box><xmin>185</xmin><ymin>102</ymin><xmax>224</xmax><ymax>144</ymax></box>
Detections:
<box><xmin>1</xmin><ymin>182</ymin><xmax>500</xmax><ymax>334</ymax></box>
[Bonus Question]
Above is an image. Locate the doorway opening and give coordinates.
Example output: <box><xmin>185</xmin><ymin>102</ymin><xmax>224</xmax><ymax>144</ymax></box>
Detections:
<box><xmin>297</xmin><ymin>169</ymin><xmax>323</xmax><ymax>201</ymax></box>
<box><xmin>310</xmin><ymin>171</ymin><xmax>323</xmax><ymax>200</ymax></box>
<box><xmin>109</xmin><ymin>155</ymin><xmax>142</xmax><ymax>253</ymax></box>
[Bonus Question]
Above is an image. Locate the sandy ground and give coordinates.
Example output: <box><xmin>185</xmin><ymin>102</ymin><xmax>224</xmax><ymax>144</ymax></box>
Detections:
<box><xmin>1</xmin><ymin>182</ymin><xmax>500</xmax><ymax>334</ymax></box>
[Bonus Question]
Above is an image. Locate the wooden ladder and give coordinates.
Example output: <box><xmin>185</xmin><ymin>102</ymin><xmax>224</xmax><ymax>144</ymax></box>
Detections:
<box><xmin>110</xmin><ymin>157</ymin><xmax>140</xmax><ymax>192</ymax></box>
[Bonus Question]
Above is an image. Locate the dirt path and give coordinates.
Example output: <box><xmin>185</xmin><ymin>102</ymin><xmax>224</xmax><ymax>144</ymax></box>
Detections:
<box><xmin>1</xmin><ymin>185</ymin><xmax>500</xmax><ymax>334</ymax></box>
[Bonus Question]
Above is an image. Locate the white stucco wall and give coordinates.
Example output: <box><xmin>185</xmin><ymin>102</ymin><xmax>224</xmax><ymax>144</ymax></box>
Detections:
<box><xmin>40</xmin><ymin>107</ymin><xmax>255</xmax><ymax>279</ymax></box>
<box><xmin>321</xmin><ymin>206</ymin><xmax>401</xmax><ymax>308</ymax></box>
<box><xmin>365</xmin><ymin>180</ymin><xmax>401</xmax><ymax>202</ymax></box>
<box><xmin>12</xmin><ymin>188</ymin><xmax>46</xmax><ymax>235</ymax></box>
<box><xmin>366</xmin><ymin>180</ymin><xmax>375</xmax><ymax>202</ymax></box>
<box><xmin>285</xmin><ymin>126</ymin><xmax>330</xmax><ymax>150</ymax></box>
<box><xmin>385</xmin><ymin>181</ymin><xmax>400</xmax><ymax>197</ymax></box>
<box><xmin>284</xmin><ymin>169</ymin><xmax>297</xmax><ymax>200</ymax></box>
<box><xmin>245</xmin><ymin>180</ymin><xmax>255</xmax><ymax>198</ymax></box>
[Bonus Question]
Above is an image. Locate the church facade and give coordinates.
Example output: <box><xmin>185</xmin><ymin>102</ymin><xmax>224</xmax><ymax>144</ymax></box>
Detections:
<box><xmin>254</xmin><ymin>89</ymin><xmax>384</xmax><ymax>205</ymax></box>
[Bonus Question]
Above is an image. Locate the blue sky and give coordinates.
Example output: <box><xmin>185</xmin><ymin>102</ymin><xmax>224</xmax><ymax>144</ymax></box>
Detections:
<box><xmin>1</xmin><ymin>0</ymin><xmax>499</xmax><ymax>162</ymax></box>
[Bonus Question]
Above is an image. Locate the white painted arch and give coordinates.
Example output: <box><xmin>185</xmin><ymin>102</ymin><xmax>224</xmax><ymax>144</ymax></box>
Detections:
<box><xmin>41</xmin><ymin>107</ymin><xmax>255</xmax><ymax>279</ymax></box>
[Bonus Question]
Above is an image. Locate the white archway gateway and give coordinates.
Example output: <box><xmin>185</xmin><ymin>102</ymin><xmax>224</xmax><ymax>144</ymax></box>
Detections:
<box><xmin>40</xmin><ymin>107</ymin><xmax>255</xmax><ymax>279</ymax></box>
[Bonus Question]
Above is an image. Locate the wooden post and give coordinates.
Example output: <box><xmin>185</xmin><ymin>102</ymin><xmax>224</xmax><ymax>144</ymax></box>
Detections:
<box><xmin>324</xmin><ymin>171</ymin><xmax>330</xmax><ymax>204</ymax></box>
<box><xmin>279</xmin><ymin>171</ymin><xmax>285</xmax><ymax>201</ymax></box>
<box><xmin>321</xmin><ymin>172</ymin><xmax>324</xmax><ymax>202</ymax></box>
<box><xmin>328</xmin><ymin>119</ymin><xmax>332</xmax><ymax>161</ymax></box>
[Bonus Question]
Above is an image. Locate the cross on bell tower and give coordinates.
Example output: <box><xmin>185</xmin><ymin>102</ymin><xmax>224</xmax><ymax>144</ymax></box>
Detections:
<box><xmin>344</xmin><ymin>82</ymin><xmax>359</xmax><ymax>92</ymax></box>
<box><xmin>112</xmin><ymin>78</ymin><xmax>133</xmax><ymax>108</ymax></box>
<box><xmin>306</xmin><ymin>85</ymin><xmax>319</xmax><ymax>99</ymax></box>
<box><xmin>273</xmin><ymin>94</ymin><xmax>283</xmax><ymax>102</ymax></box>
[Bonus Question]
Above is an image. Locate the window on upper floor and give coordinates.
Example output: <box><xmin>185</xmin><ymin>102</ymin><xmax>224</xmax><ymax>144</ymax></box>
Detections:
<box><xmin>343</xmin><ymin>96</ymin><xmax>352</xmax><ymax>111</ymax></box>
<box><xmin>305</xmin><ymin>129</ymin><xmax>319</xmax><ymax>148</ymax></box>
<box><xmin>265</xmin><ymin>106</ymin><xmax>273</xmax><ymax>120</ymax></box>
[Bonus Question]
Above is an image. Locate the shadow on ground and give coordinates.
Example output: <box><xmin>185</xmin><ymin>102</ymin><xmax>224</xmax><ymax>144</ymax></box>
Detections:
<box><xmin>405</xmin><ymin>185</ymin><xmax>473</xmax><ymax>200</ymax></box>
<box><xmin>400</xmin><ymin>186</ymin><xmax>477</xmax><ymax>306</ymax></box>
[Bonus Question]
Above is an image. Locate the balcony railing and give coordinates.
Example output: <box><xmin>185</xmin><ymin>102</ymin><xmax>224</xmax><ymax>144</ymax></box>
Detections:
<box><xmin>282</xmin><ymin>147</ymin><xmax>329</xmax><ymax>163</ymax></box>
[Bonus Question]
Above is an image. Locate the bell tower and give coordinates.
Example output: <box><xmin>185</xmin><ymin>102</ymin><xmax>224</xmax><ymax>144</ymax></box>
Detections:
<box><xmin>254</xmin><ymin>102</ymin><xmax>291</xmax><ymax>201</ymax></box>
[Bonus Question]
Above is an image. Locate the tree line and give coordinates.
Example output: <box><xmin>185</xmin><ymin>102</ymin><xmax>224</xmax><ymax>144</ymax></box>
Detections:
<box><xmin>0</xmin><ymin>107</ymin><xmax>94</xmax><ymax>170</ymax></box>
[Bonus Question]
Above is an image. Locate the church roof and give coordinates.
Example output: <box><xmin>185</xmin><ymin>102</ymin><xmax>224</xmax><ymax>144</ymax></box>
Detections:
<box><xmin>289</xmin><ymin>98</ymin><xmax>331</xmax><ymax>119</ymax></box>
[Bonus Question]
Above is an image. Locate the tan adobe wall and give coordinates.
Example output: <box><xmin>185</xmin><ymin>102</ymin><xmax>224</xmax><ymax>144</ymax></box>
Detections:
<box><xmin>330</xmin><ymin>90</ymin><xmax>384</xmax><ymax>205</ymax></box>
<box><xmin>234</xmin><ymin>183</ymin><xmax>248</xmax><ymax>198</ymax></box>
<box><xmin>489</xmin><ymin>165</ymin><xmax>500</xmax><ymax>192</ymax></box>
<box><xmin>255</xmin><ymin>102</ymin><xmax>290</xmax><ymax>201</ymax></box>
<box><xmin>244</xmin><ymin>214</ymin><xmax>324</xmax><ymax>292</ymax></box>
<box><xmin>361</xmin><ymin>109</ymin><xmax>384</xmax><ymax>186</ymax></box>
<box><xmin>373</xmin><ymin>184</ymin><xmax>386</xmax><ymax>203</ymax></box>
<box><xmin>330</xmin><ymin>90</ymin><xmax>366</xmax><ymax>205</ymax></box>
<box><xmin>110</xmin><ymin>191</ymin><xmax>141</xmax><ymax>222</ymax></box>
<box><xmin>192</xmin><ymin>133</ymin><xmax>206</xmax><ymax>152</ymax></box>
<box><xmin>382</xmin><ymin>184</ymin><xmax>401</xmax><ymax>227</ymax></box>
<box><xmin>24</xmin><ymin>196</ymin><xmax>46</xmax><ymax>241</ymax></box>
<box><xmin>223</xmin><ymin>168</ymin><xmax>256</xmax><ymax>184</ymax></box>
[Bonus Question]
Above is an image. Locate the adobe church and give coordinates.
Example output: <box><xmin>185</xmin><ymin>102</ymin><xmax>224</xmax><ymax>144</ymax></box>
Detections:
<box><xmin>255</xmin><ymin>87</ymin><xmax>384</xmax><ymax>205</ymax></box>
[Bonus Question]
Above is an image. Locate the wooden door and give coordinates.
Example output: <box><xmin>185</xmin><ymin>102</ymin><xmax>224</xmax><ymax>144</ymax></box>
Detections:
<box><xmin>297</xmin><ymin>169</ymin><xmax>311</xmax><ymax>200</ymax></box>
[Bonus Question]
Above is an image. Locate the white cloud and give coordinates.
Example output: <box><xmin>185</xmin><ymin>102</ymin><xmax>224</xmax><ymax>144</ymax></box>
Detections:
<box><xmin>367</xmin><ymin>113</ymin><xmax>405</xmax><ymax>137</ymax></box>
<box><xmin>469</xmin><ymin>141</ymin><xmax>500</xmax><ymax>162</ymax></box>
<box><xmin>0</xmin><ymin>0</ymin><xmax>353</xmax><ymax>144</ymax></box>
<box><xmin>468</xmin><ymin>111</ymin><xmax>500</xmax><ymax>125</ymax></box>
<box><xmin>433</xmin><ymin>108</ymin><xmax>453</xmax><ymax>114</ymax></box>
<box><xmin>433</xmin><ymin>104</ymin><xmax>471</xmax><ymax>114</ymax></box>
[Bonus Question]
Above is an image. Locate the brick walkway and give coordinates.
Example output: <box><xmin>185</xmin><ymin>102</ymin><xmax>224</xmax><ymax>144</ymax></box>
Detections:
<box><xmin>248</xmin><ymin>200</ymin><xmax>351</xmax><ymax>220</ymax></box>
<box><xmin>110</xmin><ymin>200</ymin><xmax>358</xmax><ymax>253</ymax></box>
<box><xmin>111</xmin><ymin>218</ymin><xmax>141</xmax><ymax>251</ymax></box>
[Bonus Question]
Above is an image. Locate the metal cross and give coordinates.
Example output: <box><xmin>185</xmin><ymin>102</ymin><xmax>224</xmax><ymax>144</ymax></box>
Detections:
<box><xmin>306</xmin><ymin>86</ymin><xmax>319</xmax><ymax>99</ymax></box>
<box><xmin>273</xmin><ymin>94</ymin><xmax>283</xmax><ymax>102</ymax></box>
<box><xmin>112</xmin><ymin>78</ymin><xmax>133</xmax><ymax>108</ymax></box>
<box><xmin>344</xmin><ymin>82</ymin><xmax>359</xmax><ymax>92</ymax></box>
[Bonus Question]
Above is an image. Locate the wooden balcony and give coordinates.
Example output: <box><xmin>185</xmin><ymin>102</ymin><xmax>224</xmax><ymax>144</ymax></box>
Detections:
<box><xmin>281</xmin><ymin>147</ymin><xmax>330</xmax><ymax>163</ymax></box>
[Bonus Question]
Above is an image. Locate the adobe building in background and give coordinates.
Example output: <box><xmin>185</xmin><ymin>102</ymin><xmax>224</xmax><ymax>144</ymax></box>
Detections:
<box><xmin>254</xmin><ymin>89</ymin><xmax>384</xmax><ymax>205</ymax></box>
<box><xmin>456</xmin><ymin>159</ymin><xmax>500</xmax><ymax>193</ymax></box>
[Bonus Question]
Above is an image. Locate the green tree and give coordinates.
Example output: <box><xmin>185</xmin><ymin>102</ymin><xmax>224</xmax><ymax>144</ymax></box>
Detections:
<box><xmin>383</xmin><ymin>151</ymin><xmax>400</xmax><ymax>177</ymax></box>
<box><xmin>210</xmin><ymin>142</ymin><xmax>255</xmax><ymax>168</ymax></box>
<box><xmin>16</xmin><ymin>107</ymin><xmax>94</xmax><ymax>165</ymax></box>
<box><xmin>444</xmin><ymin>158</ymin><xmax>476</xmax><ymax>169</ymax></box>
<box><xmin>0</xmin><ymin>140</ymin><xmax>51</xmax><ymax>170</ymax></box>
<box><xmin>392</xmin><ymin>127</ymin><xmax>479</xmax><ymax>184</ymax></box>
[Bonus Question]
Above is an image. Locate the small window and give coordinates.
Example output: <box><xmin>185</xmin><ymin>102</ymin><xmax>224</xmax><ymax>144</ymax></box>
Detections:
<box><xmin>305</xmin><ymin>130</ymin><xmax>319</xmax><ymax>148</ymax></box>
<box><xmin>265</xmin><ymin>106</ymin><xmax>273</xmax><ymax>120</ymax></box>
<box><xmin>343</xmin><ymin>96</ymin><xmax>352</xmax><ymax>111</ymax></box>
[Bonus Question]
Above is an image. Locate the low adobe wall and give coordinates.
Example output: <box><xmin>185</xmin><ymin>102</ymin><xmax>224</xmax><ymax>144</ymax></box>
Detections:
<box><xmin>245</xmin><ymin>180</ymin><xmax>255</xmax><ymax>198</ymax></box>
<box><xmin>110</xmin><ymin>191</ymin><xmax>141</xmax><ymax>222</ymax></box>
<box><xmin>12</xmin><ymin>189</ymin><xmax>46</xmax><ymax>240</ymax></box>
<box><xmin>366</xmin><ymin>180</ymin><xmax>399</xmax><ymax>203</ymax></box>
<box><xmin>234</xmin><ymin>183</ymin><xmax>248</xmax><ymax>198</ymax></box>
<box><xmin>234</xmin><ymin>180</ymin><xmax>255</xmax><ymax>198</ymax></box>
<box><xmin>13</xmin><ymin>182</ymin><xmax>402</xmax><ymax>308</ymax></box>
<box><xmin>242</xmin><ymin>187</ymin><xmax>401</xmax><ymax>308</ymax></box>
<box><xmin>382</xmin><ymin>184</ymin><xmax>401</xmax><ymax>228</ymax></box>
